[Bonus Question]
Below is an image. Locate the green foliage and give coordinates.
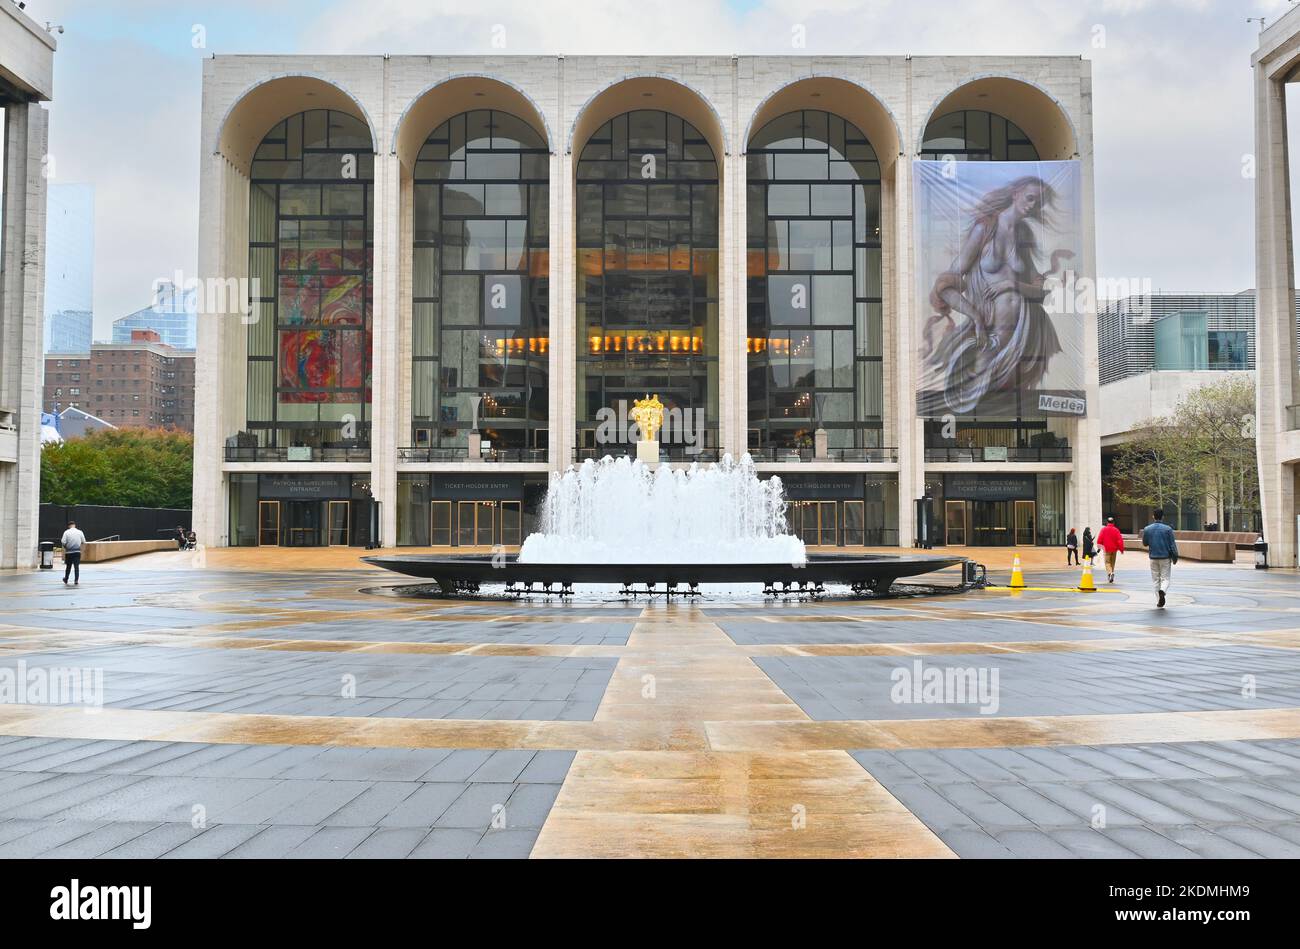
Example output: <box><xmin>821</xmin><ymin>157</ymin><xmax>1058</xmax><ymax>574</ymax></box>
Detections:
<box><xmin>1112</xmin><ymin>376</ymin><xmax>1260</xmax><ymax>531</ymax></box>
<box><xmin>41</xmin><ymin>428</ymin><xmax>193</xmax><ymax>509</ymax></box>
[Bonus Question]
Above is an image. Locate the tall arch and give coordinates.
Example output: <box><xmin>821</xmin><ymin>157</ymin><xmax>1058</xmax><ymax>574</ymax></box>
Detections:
<box><xmin>916</xmin><ymin>75</ymin><xmax>1078</xmax><ymax>160</ymax></box>
<box><xmin>745</xmin><ymin>76</ymin><xmax>901</xmax><ymax>166</ymax></box>
<box><xmin>216</xmin><ymin>74</ymin><xmax>378</xmax><ymax>173</ymax></box>
<box><xmin>569</xmin><ymin>75</ymin><xmax>726</xmax><ymax>159</ymax></box>
<box><xmin>393</xmin><ymin>75</ymin><xmax>554</xmax><ymax>167</ymax></box>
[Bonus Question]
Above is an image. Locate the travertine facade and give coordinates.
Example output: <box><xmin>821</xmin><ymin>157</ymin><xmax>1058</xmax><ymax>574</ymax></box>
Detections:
<box><xmin>194</xmin><ymin>53</ymin><xmax>1102</xmax><ymax>549</ymax></box>
<box><xmin>0</xmin><ymin>6</ymin><xmax>54</xmax><ymax>568</ymax></box>
<box><xmin>1254</xmin><ymin>14</ymin><xmax>1300</xmax><ymax>567</ymax></box>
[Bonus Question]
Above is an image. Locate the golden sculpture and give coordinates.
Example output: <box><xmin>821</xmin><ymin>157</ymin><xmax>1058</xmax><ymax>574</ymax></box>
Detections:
<box><xmin>631</xmin><ymin>394</ymin><xmax>665</xmax><ymax>443</ymax></box>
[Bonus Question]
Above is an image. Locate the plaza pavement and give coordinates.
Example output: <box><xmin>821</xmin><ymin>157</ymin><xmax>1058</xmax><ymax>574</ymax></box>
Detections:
<box><xmin>1</xmin><ymin>548</ymin><xmax>1299</xmax><ymax>858</ymax></box>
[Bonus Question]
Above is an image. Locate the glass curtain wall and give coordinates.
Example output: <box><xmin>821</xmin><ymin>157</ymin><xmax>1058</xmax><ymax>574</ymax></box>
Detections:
<box><xmin>247</xmin><ymin>109</ymin><xmax>374</xmax><ymax>452</ymax></box>
<box><xmin>575</xmin><ymin>110</ymin><xmax>719</xmax><ymax>458</ymax></box>
<box><xmin>410</xmin><ymin>110</ymin><xmax>550</xmax><ymax>456</ymax></box>
<box><xmin>746</xmin><ymin>110</ymin><xmax>883</xmax><ymax>452</ymax></box>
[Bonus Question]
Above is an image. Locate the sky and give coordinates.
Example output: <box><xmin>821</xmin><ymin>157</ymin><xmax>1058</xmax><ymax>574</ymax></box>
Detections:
<box><xmin>26</xmin><ymin>0</ymin><xmax>1290</xmax><ymax>338</ymax></box>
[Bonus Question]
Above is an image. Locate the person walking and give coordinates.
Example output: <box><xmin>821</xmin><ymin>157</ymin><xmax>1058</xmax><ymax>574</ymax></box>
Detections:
<box><xmin>60</xmin><ymin>521</ymin><xmax>86</xmax><ymax>586</ymax></box>
<box><xmin>1065</xmin><ymin>528</ymin><xmax>1079</xmax><ymax>566</ymax></box>
<box><xmin>1141</xmin><ymin>509</ymin><xmax>1179</xmax><ymax>608</ymax></box>
<box><xmin>1081</xmin><ymin>526</ymin><xmax>1096</xmax><ymax>564</ymax></box>
<box><xmin>174</xmin><ymin>525</ymin><xmax>188</xmax><ymax>550</ymax></box>
<box><xmin>1097</xmin><ymin>516</ymin><xmax>1125</xmax><ymax>583</ymax></box>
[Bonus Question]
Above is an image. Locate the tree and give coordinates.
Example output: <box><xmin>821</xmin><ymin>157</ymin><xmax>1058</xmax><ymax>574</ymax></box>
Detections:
<box><xmin>1111</xmin><ymin>376</ymin><xmax>1260</xmax><ymax>532</ymax></box>
<box><xmin>1111</xmin><ymin>421</ymin><xmax>1201</xmax><ymax>527</ymax></box>
<box><xmin>41</xmin><ymin>429</ymin><xmax>193</xmax><ymax>509</ymax></box>
<box><xmin>1176</xmin><ymin>375</ymin><xmax>1260</xmax><ymax>531</ymax></box>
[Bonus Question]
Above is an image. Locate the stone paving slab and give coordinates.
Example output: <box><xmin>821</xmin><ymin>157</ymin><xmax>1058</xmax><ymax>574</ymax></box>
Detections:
<box><xmin>246</xmin><ymin>619</ymin><xmax>635</xmax><ymax>646</ymax></box>
<box><xmin>719</xmin><ymin>618</ymin><xmax>1138</xmax><ymax>645</ymax></box>
<box><xmin>851</xmin><ymin>739</ymin><xmax>1300</xmax><ymax>858</ymax></box>
<box><xmin>0</xmin><ymin>739</ymin><xmax>575</xmax><ymax>858</ymax></box>
<box><xmin>758</xmin><ymin>646</ymin><xmax>1300</xmax><ymax>720</ymax></box>
<box><xmin>0</xmin><ymin>648</ymin><xmax>616</xmax><ymax>721</ymax></box>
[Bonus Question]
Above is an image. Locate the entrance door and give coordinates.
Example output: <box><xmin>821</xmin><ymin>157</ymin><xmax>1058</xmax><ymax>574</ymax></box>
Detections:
<box><xmin>328</xmin><ymin>500</ymin><xmax>350</xmax><ymax>546</ymax></box>
<box><xmin>1014</xmin><ymin>500</ymin><xmax>1036</xmax><ymax>547</ymax></box>
<box><xmin>430</xmin><ymin>501</ymin><xmax>452</xmax><ymax>547</ymax></box>
<box><xmin>283</xmin><ymin>501</ymin><xmax>324</xmax><ymax>547</ymax></box>
<box><xmin>500</xmin><ymin>501</ymin><xmax>522</xmax><ymax>547</ymax></box>
<box><xmin>944</xmin><ymin>501</ymin><xmax>968</xmax><ymax>546</ymax></box>
<box><xmin>258</xmin><ymin>501</ymin><xmax>281</xmax><ymax>547</ymax></box>
<box><xmin>971</xmin><ymin>501</ymin><xmax>1012</xmax><ymax>547</ymax></box>
<box><xmin>792</xmin><ymin>501</ymin><xmax>836</xmax><ymax>547</ymax></box>
<box><xmin>457</xmin><ymin>501</ymin><xmax>496</xmax><ymax>547</ymax></box>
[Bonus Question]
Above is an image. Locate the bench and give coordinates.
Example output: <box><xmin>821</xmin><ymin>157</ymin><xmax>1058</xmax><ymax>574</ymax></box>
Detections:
<box><xmin>1122</xmin><ymin>534</ymin><xmax>1235</xmax><ymax>563</ymax></box>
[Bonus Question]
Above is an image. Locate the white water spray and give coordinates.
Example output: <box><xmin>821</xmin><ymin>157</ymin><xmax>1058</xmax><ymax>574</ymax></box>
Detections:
<box><xmin>518</xmin><ymin>454</ymin><xmax>806</xmax><ymax>565</ymax></box>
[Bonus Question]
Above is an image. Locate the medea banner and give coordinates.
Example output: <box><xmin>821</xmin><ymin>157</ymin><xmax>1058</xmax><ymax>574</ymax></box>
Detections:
<box><xmin>913</xmin><ymin>160</ymin><xmax>1086</xmax><ymax>419</ymax></box>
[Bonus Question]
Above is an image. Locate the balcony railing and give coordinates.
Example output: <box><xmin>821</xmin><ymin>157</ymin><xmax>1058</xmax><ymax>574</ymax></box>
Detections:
<box><xmin>923</xmin><ymin>446</ymin><xmax>1072</xmax><ymax>463</ymax></box>
<box><xmin>1288</xmin><ymin>404</ymin><xmax>1300</xmax><ymax>431</ymax></box>
<box><xmin>749</xmin><ymin>447</ymin><xmax>899</xmax><ymax>463</ymax></box>
<box><xmin>397</xmin><ymin>447</ymin><xmax>548</xmax><ymax>463</ymax></box>
<box><xmin>224</xmin><ymin>446</ymin><xmax>371</xmax><ymax>463</ymax></box>
<box><xmin>572</xmin><ymin>446</ymin><xmax>721</xmax><ymax>463</ymax></box>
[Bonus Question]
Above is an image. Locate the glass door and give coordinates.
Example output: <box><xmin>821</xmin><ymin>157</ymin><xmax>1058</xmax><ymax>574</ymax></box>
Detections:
<box><xmin>944</xmin><ymin>501</ymin><xmax>968</xmax><ymax>546</ymax></box>
<box><xmin>456</xmin><ymin>501</ymin><xmax>496</xmax><ymax>547</ymax></box>
<box><xmin>500</xmin><ymin>501</ymin><xmax>522</xmax><ymax>547</ymax></box>
<box><xmin>1014</xmin><ymin>500</ymin><xmax>1036</xmax><ymax>547</ymax></box>
<box><xmin>258</xmin><ymin>501</ymin><xmax>280</xmax><ymax>546</ymax></box>
<box><xmin>284</xmin><ymin>501</ymin><xmax>324</xmax><ymax>547</ymax></box>
<box><xmin>430</xmin><ymin>501</ymin><xmax>452</xmax><ymax>546</ymax></box>
<box><xmin>328</xmin><ymin>500</ymin><xmax>350</xmax><ymax>546</ymax></box>
<box><xmin>842</xmin><ymin>500</ymin><xmax>864</xmax><ymax>547</ymax></box>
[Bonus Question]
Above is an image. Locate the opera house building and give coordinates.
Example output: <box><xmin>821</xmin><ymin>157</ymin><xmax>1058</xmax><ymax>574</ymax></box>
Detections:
<box><xmin>192</xmin><ymin>54</ymin><xmax>1102</xmax><ymax>551</ymax></box>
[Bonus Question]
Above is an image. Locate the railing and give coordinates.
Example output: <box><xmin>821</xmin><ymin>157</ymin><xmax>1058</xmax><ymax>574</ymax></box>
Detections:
<box><xmin>397</xmin><ymin>447</ymin><xmax>548</xmax><ymax>463</ymax></box>
<box><xmin>572</xmin><ymin>446</ymin><xmax>721</xmax><ymax>463</ymax></box>
<box><xmin>224</xmin><ymin>446</ymin><xmax>371</xmax><ymax>463</ymax></box>
<box><xmin>1288</xmin><ymin>404</ymin><xmax>1300</xmax><ymax>431</ymax></box>
<box><xmin>749</xmin><ymin>447</ymin><xmax>899</xmax><ymax>463</ymax></box>
<box><xmin>923</xmin><ymin>446</ymin><xmax>1072</xmax><ymax>463</ymax></box>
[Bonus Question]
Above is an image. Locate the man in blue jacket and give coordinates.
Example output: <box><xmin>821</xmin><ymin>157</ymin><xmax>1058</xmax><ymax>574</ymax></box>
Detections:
<box><xmin>1141</xmin><ymin>509</ymin><xmax>1179</xmax><ymax>609</ymax></box>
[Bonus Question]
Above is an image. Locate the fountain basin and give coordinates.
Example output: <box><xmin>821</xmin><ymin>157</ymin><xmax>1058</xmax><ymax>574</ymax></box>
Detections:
<box><xmin>362</xmin><ymin>553</ymin><xmax>968</xmax><ymax>597</ymax></box>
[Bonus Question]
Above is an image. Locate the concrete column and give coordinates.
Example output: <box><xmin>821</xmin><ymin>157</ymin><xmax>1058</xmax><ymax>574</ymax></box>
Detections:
<box><xmin>371</xmin><ymin>151</ymin><xmax>401</xmax><ymax>547</ymax></box>
<box><xmin>717</xmin><ymin>150</ymin><xmax>748</xmax><ymax>454</ymax></box>
<box><xmin>721</xmin><ymin>151</ymin><xmax>747</xmax><ymax>457</ymax></box>
<box><xmin>892</xmin><ymin>155</ymin><xmax>923</xmax><ymax>546</ymax></box>
<box><xmin>549</xmin><ymin>149</ymin><xmax>575</xmax><ymax>474</ymax></box>
<box><xmin>1255</xmin><ymin>66</ymin><xmax>1299</xmax><ymax>566</ymax></box>
<box><xmin>0</xmin><ymin>102</ymin><xmax>47</xmax><ymax>568</ymax></box>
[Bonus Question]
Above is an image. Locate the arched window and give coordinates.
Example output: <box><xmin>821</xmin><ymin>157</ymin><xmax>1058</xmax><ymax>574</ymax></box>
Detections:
<box><xmin>746</xmin><ymin>110</ymin><xmax>882</xmax><ymax>452</ymax></box>
<box><xmin>919</xmin><ymin>110</ymin><xmax>1040</xmax><ymax>162</ymax></box>
<box><xmin>410</xmin><ymin>110</ymin><xmax>549</xmax><ymax>455</ymax></box>
<box><xmin>246</xmin><ymin>109</ymin><xmax>374</xmax><ymax>452</ymax></box>
<box><xmin>575</xmin><ymin>110</ymin><xmax>719</xmax><ymax>458</ymax></box>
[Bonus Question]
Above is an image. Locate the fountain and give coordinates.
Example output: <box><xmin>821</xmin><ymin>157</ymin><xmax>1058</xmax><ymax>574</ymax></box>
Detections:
<box><xmin>519</xmin><ymin>455</ymin><xmax>804</xmax><ymax>565</ymax></box>
<box><xmin>364</xmin><ymin>393</ymin><xmax>970</xmax><ymax>597</ymax></box>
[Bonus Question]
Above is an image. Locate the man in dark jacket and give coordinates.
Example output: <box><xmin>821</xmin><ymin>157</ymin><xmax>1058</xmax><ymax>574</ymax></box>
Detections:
<box><xmin>1141</xmin><ymin>509</ymin><xmax>1179</xmax><ymax>608</ymax></box>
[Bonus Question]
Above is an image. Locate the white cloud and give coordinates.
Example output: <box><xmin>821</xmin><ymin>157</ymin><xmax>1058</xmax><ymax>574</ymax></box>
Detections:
<box><xmin>33</xmin><ymin>0</ymin><xmax>1283</xmax><ymax>328</ymax></box>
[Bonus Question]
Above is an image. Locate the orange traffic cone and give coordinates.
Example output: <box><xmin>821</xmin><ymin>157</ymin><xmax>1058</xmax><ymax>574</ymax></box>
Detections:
<box><xmin>1009</xmin><ymin>554</ymin><xmax>1026</xmax><ymax>589</ymax></box>
<box><xmin>1077</xmin><ymin>556</ymin><xmax>1097</xmax><ymax>592</ymax></box>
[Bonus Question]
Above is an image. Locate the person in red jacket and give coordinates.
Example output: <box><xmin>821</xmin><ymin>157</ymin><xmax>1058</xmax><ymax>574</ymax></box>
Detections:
<box><xmin>1096</xmin><ymin>517</ymin><xmax>1126</xmax><ymax>583</ymax></box>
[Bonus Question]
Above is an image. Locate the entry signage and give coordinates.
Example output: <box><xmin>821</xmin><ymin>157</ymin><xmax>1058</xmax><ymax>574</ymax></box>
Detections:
<box><xmin>259</xmin><ymin>474</ymin><xmax>350</xmax><ymax>500</ymax></box>
<box><xmin>944</xmin><ymin>474</ymin><xmax>1036</xmax><ymax>502</ymax></box>
<box><xmin>778</xmin><ymin>474</ymin><xmax>864</xmax><ymax>501</ymax></box>
<box><xmin>432</xmin><ymin>474</ymin><xmax>523</xmax><ymax>501</ymax></box>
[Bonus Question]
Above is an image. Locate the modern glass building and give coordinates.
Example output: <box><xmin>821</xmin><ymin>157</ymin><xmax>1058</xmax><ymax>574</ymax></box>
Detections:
<box><xmin>193</xmin><ymin>57</ymin><xmax>1101</xmax><ymax>551</ymax></box>
<box><xmin>111</xmin><ymin>281</ymin><xmax>198</xmax><ymax>350</ymax></box>
<box><xmin>43</xmin><ymin>183</ymin><xmax>94</xmax><ymax>354</ymax></box>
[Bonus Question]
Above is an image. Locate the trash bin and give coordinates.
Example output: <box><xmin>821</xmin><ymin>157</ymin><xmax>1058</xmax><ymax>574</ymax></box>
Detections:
<box><xmin>1255</xmin><ymin>536</ymin><xmax>1269</xmax><ymax>570</ymax></box>
<box><xmin>38</xmin><ymin>540</ymin><xmax>55</xmax><ymax>570</ymax></box>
